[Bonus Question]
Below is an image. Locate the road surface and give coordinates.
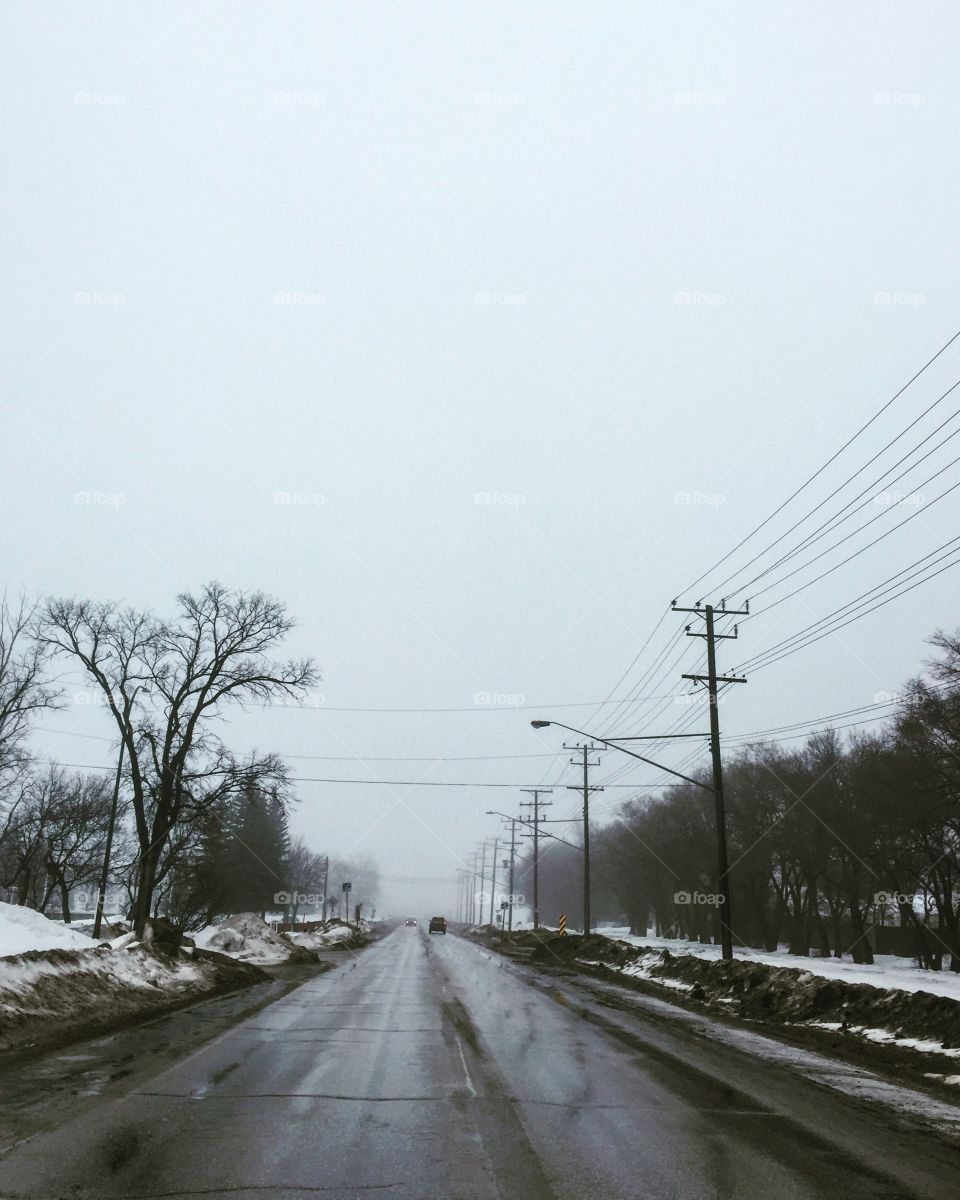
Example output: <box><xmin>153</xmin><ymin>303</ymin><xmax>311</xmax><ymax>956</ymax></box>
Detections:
<box><xmin>1</xmin><ymin>927</ymin><xmax>958</xmax><ymax>1199</ymax></box>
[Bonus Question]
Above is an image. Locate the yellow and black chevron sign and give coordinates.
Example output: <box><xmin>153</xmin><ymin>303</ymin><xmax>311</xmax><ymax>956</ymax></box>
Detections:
<box><xmin>558</xmin><ymin>913</ymin><xmax>567</xmax><ymax>936</ymax></box>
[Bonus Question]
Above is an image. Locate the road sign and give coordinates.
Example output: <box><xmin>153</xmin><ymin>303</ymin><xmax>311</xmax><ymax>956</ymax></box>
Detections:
<box><xmin>558</xmin><ymin>912</ymin><xmax>567</xmax><ymax>936</ymax></box>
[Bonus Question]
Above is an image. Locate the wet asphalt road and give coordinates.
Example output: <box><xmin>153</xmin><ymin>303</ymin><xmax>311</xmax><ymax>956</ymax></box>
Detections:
<box><xmin>1</xmin><ymin>927</ymin><xmax>959</xmax><ymax>1199</ymax></box>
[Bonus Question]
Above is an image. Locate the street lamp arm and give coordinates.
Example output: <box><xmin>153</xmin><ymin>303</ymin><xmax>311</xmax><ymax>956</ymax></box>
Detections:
<box><xmin>531</xmin><ymin>720</ymin><xmax>712</xmax><ymax>792</ymax></box>
<box><xmin>487</xmin><ymin>809</ymin><xmax>581</xmax><ymax>852</ymax></box>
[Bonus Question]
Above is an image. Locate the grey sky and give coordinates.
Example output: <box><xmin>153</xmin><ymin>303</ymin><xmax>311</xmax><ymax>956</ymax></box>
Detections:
<box><xmin>3</xmin><ymin>2</ymin><xmax>959</xmax><ymax>916</ymax></box>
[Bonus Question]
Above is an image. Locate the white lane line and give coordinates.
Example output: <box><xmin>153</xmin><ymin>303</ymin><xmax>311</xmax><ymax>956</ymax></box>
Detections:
<box><xmin>456</xmin><ymin>1037</ymin><xmax>478</xmax><ymax>1098</ymax></box>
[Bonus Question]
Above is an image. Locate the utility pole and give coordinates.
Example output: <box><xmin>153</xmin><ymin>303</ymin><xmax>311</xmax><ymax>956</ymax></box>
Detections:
<box><xmin>563</xmin><ymin>745</ymin><xmax>603</xmax><ymax>934</ymax></box>
<box><xmin>478</xmin><ymin>842</ymin><xmax>488</xmax><ymax>926</ymax></box>
<box><xmin>488</xmin><ymin>836</ymin><xmax>499</xmax><ymax>925</ymax></box>
<box><xmin>506</xmin><ymin>820</ymin><xmax>517</xmax><ymax>933</ymax></box>
<box><xmin>492</xmin><ymin>816</ymin><xmax>519</xmax><ymax>935</ymax></box>
<box><xmin>473</xmin><ymin>853</ymin><xmax>481</xmax><ymax>923</ymax></box>
<box><xmin>464</xmin><ymin>857</ymin><xmax>473</xmax><ymax>923</ymax></box>
<box><xmin>673</xmin><ymin>599</ymin><xmax>748</xmax><ymax>961</ymax></box>
<box><xmin>520</xmin><ymin>789</ymin><xmax>552</xmax><ymax>930</ymax></box>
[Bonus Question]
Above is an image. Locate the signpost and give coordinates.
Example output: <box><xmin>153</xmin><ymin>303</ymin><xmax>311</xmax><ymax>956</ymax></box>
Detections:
<box><xmin>342</xmin><ymin>881</ymin><xmax>352</xmax><ymax>925</ymax></box>
<box><xmin>558</xmin><ymin>913</ymin><xmax>567</xmax><ymax>937</ymax></box>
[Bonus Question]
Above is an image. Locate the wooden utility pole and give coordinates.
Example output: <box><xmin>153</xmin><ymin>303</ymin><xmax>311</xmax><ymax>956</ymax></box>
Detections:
<box><xmin>488</xmin><ymin>836</ymin><xmax>499</xmax><ymax>925</ymax></box>
<box><xmin>478</xmin><ymin>842</ymin><xmax>488</xmax><ymax>925</ymax></box>
<box><xmin>673</xmin><ymin>599</ymin><xmax>747</xmax><ymax>961</ymax></box>
<box><xmin>506</xmin><ymin>820</ymin><xmax>517</xmax><ymax>933</ymax></box>
<box><xmin>563</xmin><ymin>745</ymin><xmax>603</xmax><ymax>934</ymax></box>
<box><xmin>520</xmin><ymin>788</ymin><xmax>552</xmax><ymax>929</ymax></box>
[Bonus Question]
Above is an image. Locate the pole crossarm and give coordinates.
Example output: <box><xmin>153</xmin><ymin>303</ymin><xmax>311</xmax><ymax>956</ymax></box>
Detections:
<box><xmin>682</xmin><ymin>673</ymin><xmax>747</xmax><ymax>686</ymax></box>
<box><xmin>672</xmin><ymin>601</ymin><xmax>750</xmax><ymax>616</ymax></box>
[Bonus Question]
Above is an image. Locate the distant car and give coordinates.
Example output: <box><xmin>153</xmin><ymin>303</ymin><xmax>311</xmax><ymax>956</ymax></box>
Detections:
<box><xmin>428</xmin><ymin>916</ymin><xmax>447</xmax><ymax>935</ymax></box>
<box><xmin>405</xmin><ymin>917</ymin><xmax>417</xmax><ymax>927</ymax></box>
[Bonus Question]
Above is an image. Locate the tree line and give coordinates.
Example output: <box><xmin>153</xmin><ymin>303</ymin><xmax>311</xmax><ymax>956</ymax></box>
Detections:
<box><xmin>517</xmin><ymin>629</ymin><xmax>960</xmax><ymax>971</ymax></box>
<box><xmin>0</xmin><ymin>585</ymin><xmax>378</xmax><ymax>934</ymax></box>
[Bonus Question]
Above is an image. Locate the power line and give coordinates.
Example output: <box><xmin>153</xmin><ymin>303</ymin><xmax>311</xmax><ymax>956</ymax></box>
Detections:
<box><xmin>739</xmin><ymin>535</ymin><xmax>960</xmax><ymax>672</ymax></box>
<box><xmin>29</xmin><ymin>734</ymin><xmax>563</xmax><ymax>762</ymax></box>
<box><xmin>746</xmin><ymin>555</ymin><xmax>960</xmax><ymax>676</ymax></box>
<box><xmin>595</xmin><ymin>620</ymin><xmax>683</xmax><ymax>732</ymax></box>
<box><xmin>710</xmin><ymin>379</ymin><xmax>960</xmax><ymax>600</ymax></box>
<box><xmin>731</xmin><ymin>420</ymin><xmax>960</xmax><ymax>601</ymax></box>
<box><xmin>720</xmin><ymin>690</ymin><xmax>938</xmax><ymax>742</ymax></box>
<box><xmin>748</xmin><ymin>510</ymin><xmax>960</xmax><ymax>618</ymax></box>
<box><xmin>49</xmin><ymin>763</ymin><xmax>691</xmax><ymax>787</ymax></box>
<box><xmin>252</xmin><ymin>695</ymin><xmax>678</xmax><ymax>714</ymax></box>
<box><xmin>676</xmin><ymin>326</ymin><xmax>960</xmax><ymax>600</ymax></box>
<box><xmin>746</xmin><ymin>465</ymin><xmax>960</xmax><ymax>606</ymax></box>
<box><xmin>582</xmin><ymin>605</ymin><xmax>672</xmax><ymax>729</ymax></box>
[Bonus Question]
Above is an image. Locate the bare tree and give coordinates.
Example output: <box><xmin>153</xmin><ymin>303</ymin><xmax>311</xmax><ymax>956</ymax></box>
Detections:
<box><xmin>0</xmin><ymin>774</ymin><xmax>52</xmax><ymax>906</ymax></box>
<box><xmin>285</xmin><ymin>837</ymin><xmax>327</xmax><ymax>921</ymax></box>
<box><xmin>0</xmin><ymin>766</ymin><xmax>112</xmax><ymax>917</ymax></box>
<box><xmin>38</xmin><ymin>583</ymin><xmax>317</xmax><ymax>934</ymax></box>
<box><xmin>0</xmin><ymin>593</ymin><xmax>59</xmax><ymax>789</ymax></box>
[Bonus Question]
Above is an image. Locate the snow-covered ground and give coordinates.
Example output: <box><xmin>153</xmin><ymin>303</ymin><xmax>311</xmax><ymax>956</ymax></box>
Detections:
<box><xmin>598</xmin><ymin>926</ymin><xmax>960</xmax><ymax>1002</ymax></box>
<box><xmin>0</xmin><ymin>901</ymin><xmax>98</xmax><ymax>956</ymax></box>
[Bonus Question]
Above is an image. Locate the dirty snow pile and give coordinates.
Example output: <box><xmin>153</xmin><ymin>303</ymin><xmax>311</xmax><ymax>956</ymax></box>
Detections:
<box><xmin>0</xmin><ymin>902</ymin><xmax>265</xmax><ymax>1054</ymax></box>
<box><xmin>601</xmin><ymin>927</ymin><xmax>960</xmax><ymax>1003</ymax></box>
<box><xmin>194</xmin><ymin>912</ymin><xmax>314</xmax><ymax>964</ymax></box>
<box><xmin>288</xmin><ymin>919</ymin><xmax>368</xmax><ymax>952</ymax></box>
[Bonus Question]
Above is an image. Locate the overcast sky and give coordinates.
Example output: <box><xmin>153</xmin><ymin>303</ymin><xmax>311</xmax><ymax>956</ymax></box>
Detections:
<box><xmin>4</xmin><ymin>2</ymin><xmax>960</xmax><ymax>917</ymax></box>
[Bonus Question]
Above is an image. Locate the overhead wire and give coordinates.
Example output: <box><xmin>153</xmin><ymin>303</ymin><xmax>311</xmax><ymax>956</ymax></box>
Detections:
<box><xmin>676</xmin><ymin>326</ymin><xmax>960</xmax><ymax>601</ymax></box>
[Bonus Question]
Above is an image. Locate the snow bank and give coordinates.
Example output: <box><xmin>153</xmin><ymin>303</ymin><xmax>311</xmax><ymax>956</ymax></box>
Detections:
<box><xmin>600</xmin><ymin>927</ymin><xmax>960</xmax><ymax>1003</ymax></box>
<box><xmin>479</xmin><ymin>927</ymin><xmax>960</xmax><ymax>1068</ymax></box>
<box><xmin>0</xmin><ymin>908</ymin><xmax>267</xmax><ymax>1055</ymax></box>
<box><xmin>0</xmin><ymin>901</ymin><xmax>97</xmax><ymax>956</ymax></box>
<box><xmin>194</xmin><ymin>912</ymin><xmax>314</xmax><ymax>965</ymax></box>
<box><xmin>288</xmin><ymin>920</ymin><xmax>367</xmax><ymax>952</ymax></box>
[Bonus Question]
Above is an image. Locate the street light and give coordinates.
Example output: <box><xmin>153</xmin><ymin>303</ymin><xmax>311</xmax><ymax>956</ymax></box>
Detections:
<box><xmin>486</xmin><ymin>809</ymin><xmax>579</xmax><ymax>850</ymax></box>
<box><xmin>532</xmin><ymin>718</ymin><xmax>734</xmax><ymax>957</ymax></box>
<box><xmin>530</xmin><ymin>720</ymin><xmax>709</xmax><ymax>790</ymax></box>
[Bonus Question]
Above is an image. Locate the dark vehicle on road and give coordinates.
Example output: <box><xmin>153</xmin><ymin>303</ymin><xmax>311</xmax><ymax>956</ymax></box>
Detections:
<box><xmin>404</xmin><ymin>917</ymin><xmax>417</xmax><ymax>927</ymax></box>
<box><xmin>428</xmin><ymin>916</ymin><xmax>447</xmax><ymax>934</ymax></box>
